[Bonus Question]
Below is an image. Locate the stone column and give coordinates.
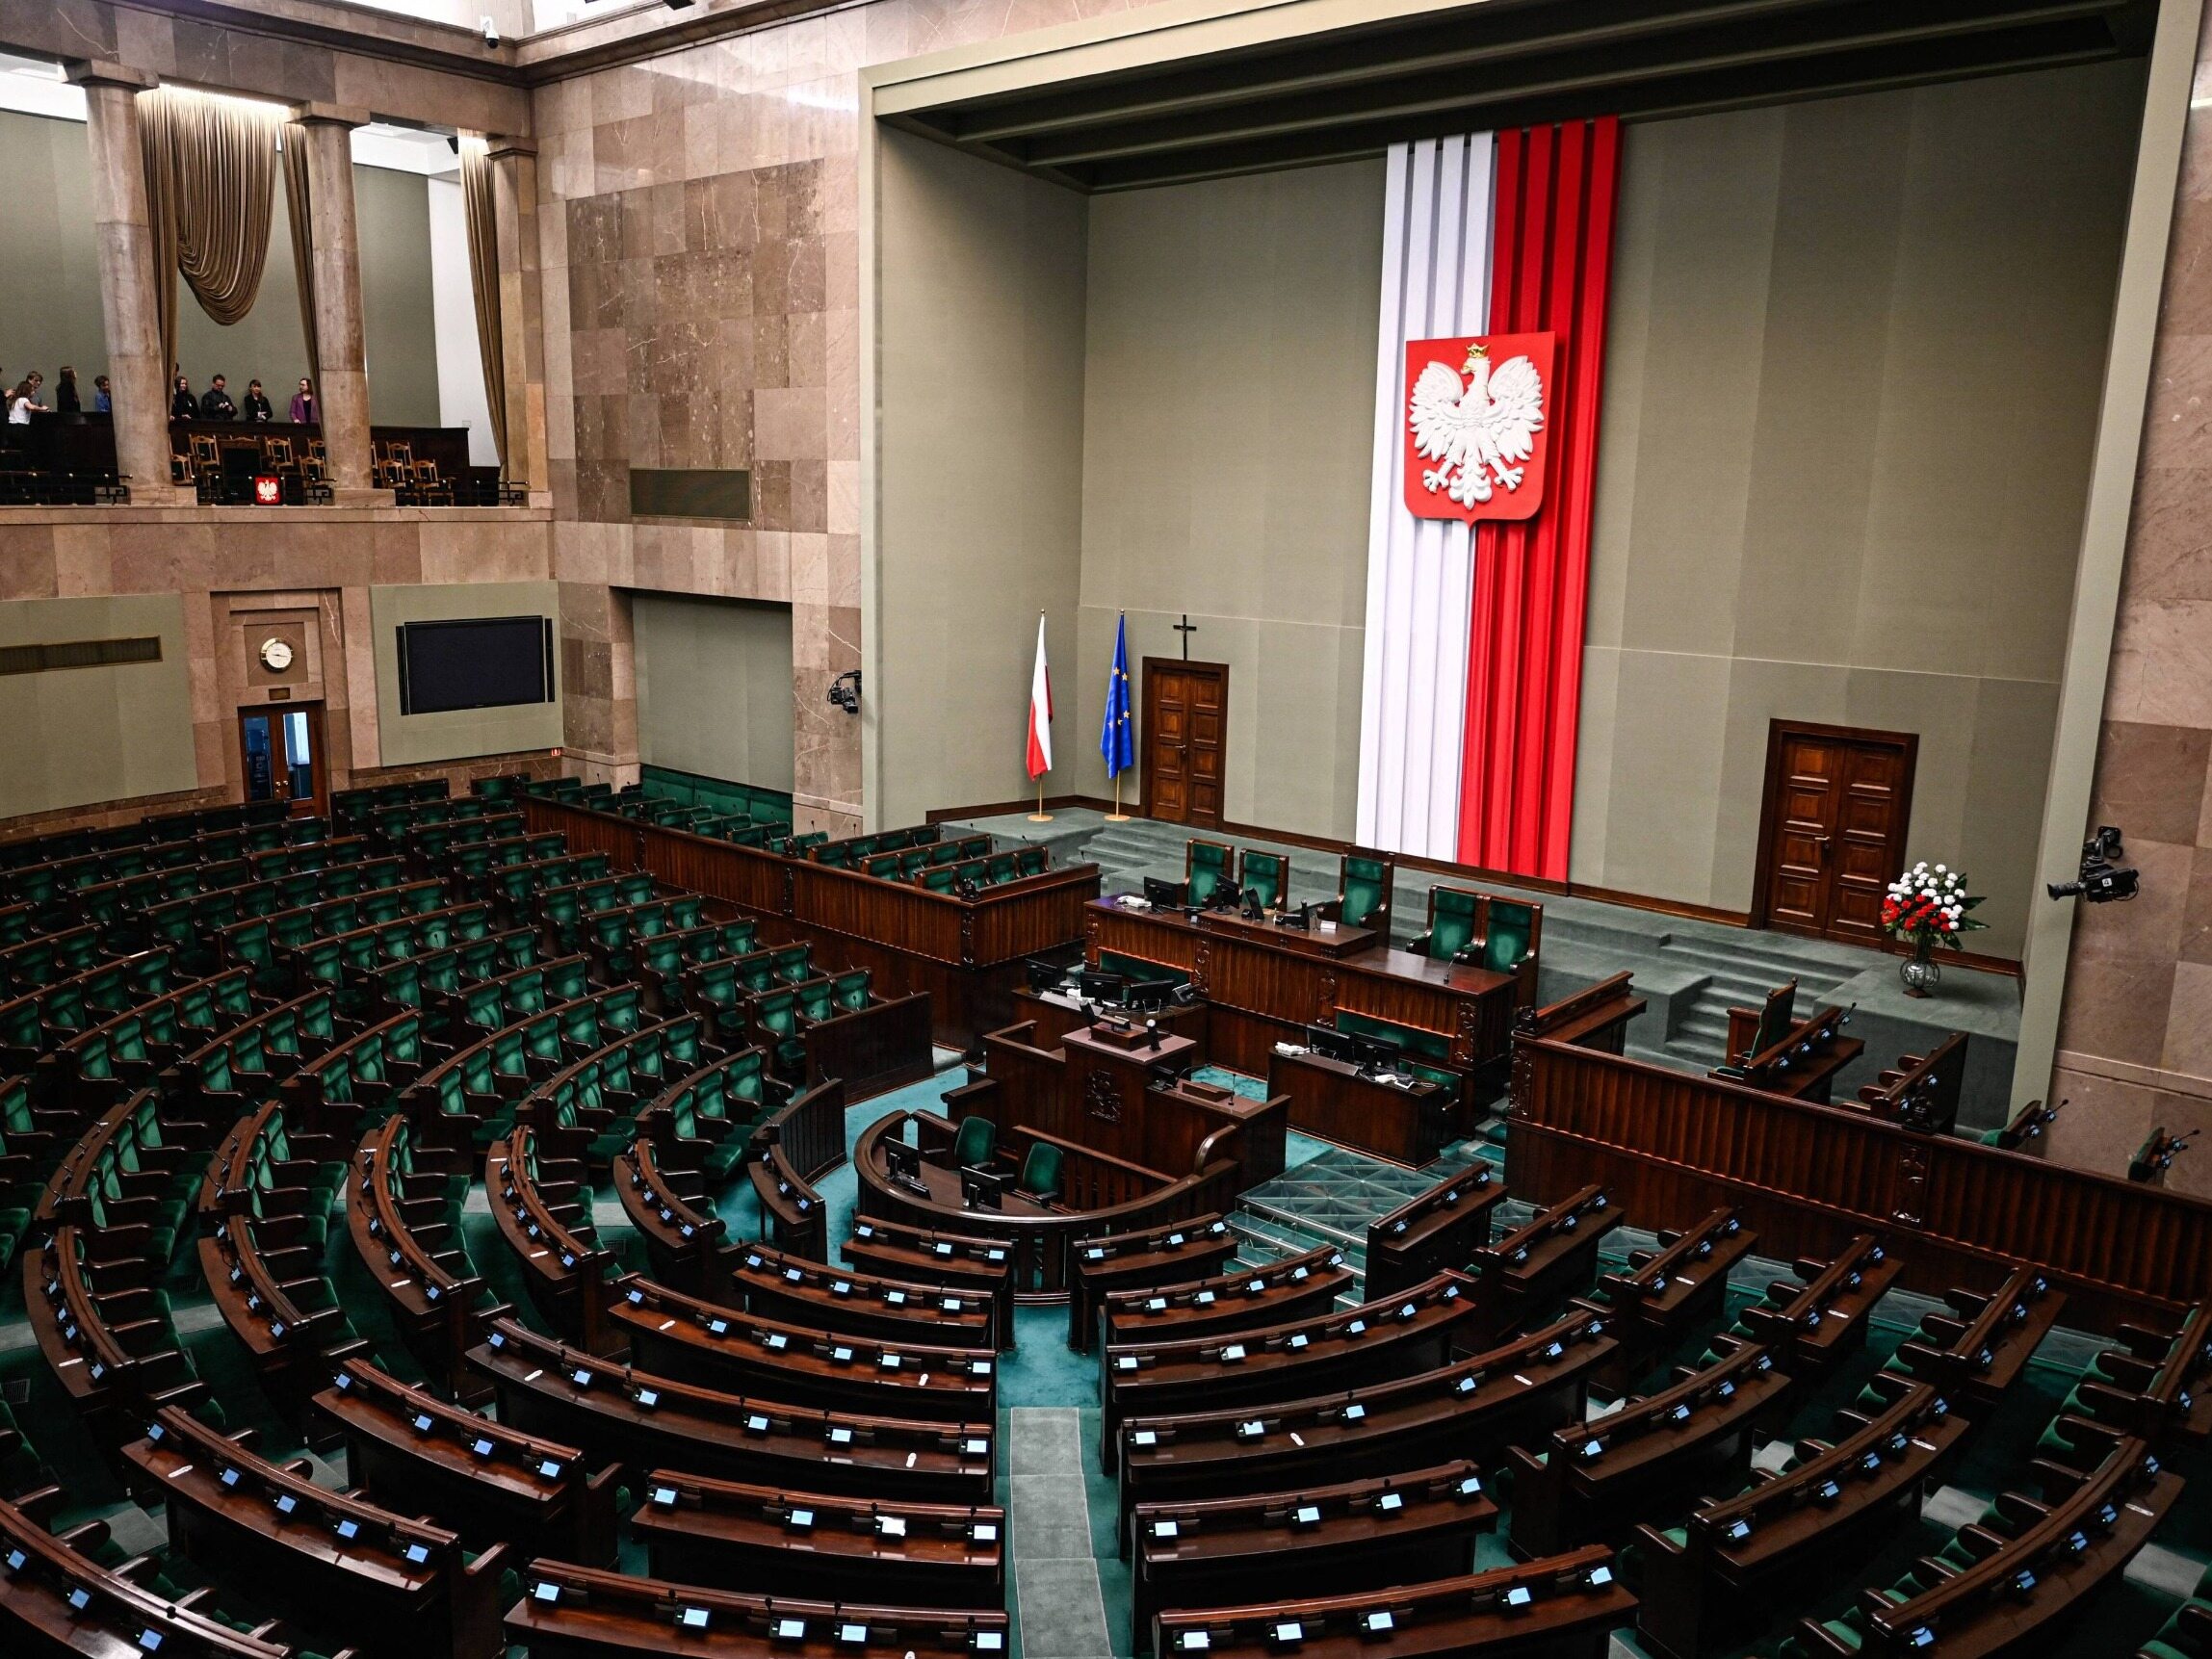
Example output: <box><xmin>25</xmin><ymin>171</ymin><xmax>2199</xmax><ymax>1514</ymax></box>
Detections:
<box><xmin>487</xmin><ymin>137</ymin><xmax>550</xmax><ymax>502</ymax></box>
<box><xmin>294</xmin><ymin>103</ymin><xmax>384</xmax><ymax>503</ymax></box>
<box><xmin>67</xmin><ymin>62</ymin><xmax>186</xmax><ymax>505</ymax></box>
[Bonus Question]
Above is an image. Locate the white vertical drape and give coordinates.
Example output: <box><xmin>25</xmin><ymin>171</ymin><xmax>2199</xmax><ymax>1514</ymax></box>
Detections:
<box><xmin>1355</xmin><ymin>134</ymin><xmax>1494</xmax><ymax>860</ymax></box>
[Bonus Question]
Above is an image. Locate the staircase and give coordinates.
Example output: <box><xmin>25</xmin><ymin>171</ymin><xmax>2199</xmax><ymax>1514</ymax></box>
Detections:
<box><xmin>1643</xmin><ymin>934</ymin><xmax>1853</xmax><ymax>1070</ymax></box>
<box><xmin>1217</xmin><ymin>1140</ymin><xmax>1506</xmax><ymax>1306</ymax></box>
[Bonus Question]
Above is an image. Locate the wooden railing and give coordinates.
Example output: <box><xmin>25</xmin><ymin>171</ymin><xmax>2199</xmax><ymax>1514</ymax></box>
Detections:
<box><xmin>518</xmin><ymin>795</ymin><xmax>1098</xmax><ymax>970</ymax></box>
<box><xmin>803</xmin><ymin>990</ymin><xmax>935</xmax><ymax>1100</ymax></box>
<box><xmin>1509</xmin><ymin>1034</ymin><xmax>2212</xmax><ymax>1327</ymax></box>
<box><xmin>755</xmin><ymin>1076</ymin><xmax>846</xmax><ymax>1186</ymax></box>
<box><xmin>856</xmin><ymin>1109</ymin><xmax>1240</xmax><ymax>1302</ymax></box>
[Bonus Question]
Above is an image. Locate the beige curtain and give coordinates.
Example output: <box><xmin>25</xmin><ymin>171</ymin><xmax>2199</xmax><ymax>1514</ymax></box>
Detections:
<box><xmin>281</xmin><ymin>121</ymin><xmax>319</xmax><ymax>388</ymax></box>
<box><xmin>139</xmin><ymin>86</ymin><xmax>282</xmax><ymax>385</ymax></box>
<box><xmin>459</xmin><ymin>135</ymin><xmax>508</xmax><ymax>473</ymax></box>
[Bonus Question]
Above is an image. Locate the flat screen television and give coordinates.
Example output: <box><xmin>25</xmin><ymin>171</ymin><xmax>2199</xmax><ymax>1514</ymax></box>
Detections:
<box><xmin>398</xmin><ymin>616</ymin><xmax>555</xmax><ymax>715</ymax></box>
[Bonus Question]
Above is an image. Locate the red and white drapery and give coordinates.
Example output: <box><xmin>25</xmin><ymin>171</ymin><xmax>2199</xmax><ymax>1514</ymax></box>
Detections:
<box><xmin>1357</xmin><ymin>118</ymin><xmax>1621</xmax><ymax>879</ymax></box>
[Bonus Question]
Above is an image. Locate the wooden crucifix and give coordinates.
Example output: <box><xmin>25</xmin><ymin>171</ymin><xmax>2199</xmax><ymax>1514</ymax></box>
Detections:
<box><xmin>1173</xmin><ymin>614</ymin><xmax>1198</xmax><ymax>660</ymax></box>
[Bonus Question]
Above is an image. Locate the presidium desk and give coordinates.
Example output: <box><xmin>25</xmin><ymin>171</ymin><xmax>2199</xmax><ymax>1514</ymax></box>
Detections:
<box><xmin>1082</xmin><ymin>896</ymin><xmax>1521</xmax><ymax>1082</ymax></box>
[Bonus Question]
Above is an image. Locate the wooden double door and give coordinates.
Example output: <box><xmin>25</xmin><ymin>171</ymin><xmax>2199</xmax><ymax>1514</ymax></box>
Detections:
<box><xmin>1753</xmin><ymin>721</ymin><xmax>1916</xmax><ymax>947</ymax></box>
<box><xmin>1141</xmin><ymin>659</ymin><xmax>1227</xmax><ymax>827</ymax></box>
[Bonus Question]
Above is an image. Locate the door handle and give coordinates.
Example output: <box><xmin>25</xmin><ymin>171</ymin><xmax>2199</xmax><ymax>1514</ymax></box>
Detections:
<box><xmin>1813</xmin><ymin>835</ymin><xmax>1832</xmax><ymax>864</ymax></box>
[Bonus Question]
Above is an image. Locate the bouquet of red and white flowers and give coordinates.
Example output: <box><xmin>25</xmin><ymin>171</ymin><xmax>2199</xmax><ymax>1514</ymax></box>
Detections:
<box><xmin>1882</xmin><ymin>863</ymin><xmax>1986</xmax><ymax>949</ymax></box>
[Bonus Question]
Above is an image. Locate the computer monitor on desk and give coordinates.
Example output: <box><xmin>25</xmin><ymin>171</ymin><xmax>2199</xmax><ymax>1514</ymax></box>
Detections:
<box><xmin>1025</xmin><ymin>957</ymin><xmax>1067</xmax><ymax>995</ymax></box>
<box><xmin>1307</xmin><ymin>1024</ymin><xmax>1359</xmax><ymax>1064</ymax></box>
<box><xmin>959</xmin><ymin>1166</ymin><xmax>1007</xmax><ymax>1210</ymax></box>
<box><xmin>1077</xmin><ymin>970</ymin><xmax>1127</xmax><ymax>1005</ymax></box>
<box><xmin>1143</xmin><ymin>876</ymin><xmax>1188</xmax><ymax>909</ymax></box>
<box><xmin>1125</xmin><ymin>978</ymin><xmax>1174</xmax><ymax>1013</ymax></box>
<box><xmin>884</xmin><ymin>1138</ymin><xmax>926</xmax><ymax>1191</ymax></box>
<box><xmin>1351</xmin><ymin>1033</ymin><xmax>1402</xmax><ymax>1069</ymax></box>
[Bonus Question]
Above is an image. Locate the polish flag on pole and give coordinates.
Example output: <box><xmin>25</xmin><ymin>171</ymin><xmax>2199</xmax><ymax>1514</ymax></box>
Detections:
<box><xmin>1026</xmin><ymin>613</ymin><xmax>1054</xmax><ymax>779</ymax></box>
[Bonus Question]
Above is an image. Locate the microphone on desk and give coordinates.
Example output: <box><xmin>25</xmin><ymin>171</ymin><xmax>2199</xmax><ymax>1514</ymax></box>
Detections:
<box><xmin>1146</xmin><ymin>1019</ymin><xmax>1161</xmax><ymax>1050</ymax></box>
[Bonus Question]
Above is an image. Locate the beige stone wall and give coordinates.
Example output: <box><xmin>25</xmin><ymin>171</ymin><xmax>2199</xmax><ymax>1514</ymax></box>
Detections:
<box><xmin>529</xmin><ymin>5</ymin><xmax>1165</xmax><ymax>835</ymax></box>
<box><xmin>633</xmin><ymin>590</ymin><xmax>795</xmax><ymax>791</ymax></box>
<box><xmin>1572</xmin><ymin>63</ymin><xmax>2145</xmax><ymax>960</ymax></box>
<box><xmin>0</xmin><ymin>593</ymin><xmax>196</xmax><ymax>818</ymax></box>
<box><xmin>872</xmin><ymin>127</ymin><xmax>1087</xmax><ymax>827</ymax></box>
<box><xmin>0</xmin><ymin>507</ymin><xmax>555</xmax><ymax>826</ymax></box>
<box><xmin>2049</xmin><ymin>37</ymin><xmax>2212</xmax><ymax>1198</ymax></box>
<box><xmin>1070</xmin><ymin>162</ymin><xmax>1381</xmax><ymax>839</ymax></box>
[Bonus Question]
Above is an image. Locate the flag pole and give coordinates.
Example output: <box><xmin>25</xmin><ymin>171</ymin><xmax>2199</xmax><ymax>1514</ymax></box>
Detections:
<box><xmin>1028</xmin><ymin>608</ymin><xmax>1053</xmax><ymax>822</ymax></box>
<box><xmin>1106</xmin><ymin>774</ymin><xmax>1128</xmax><ymax>823</ymax></box>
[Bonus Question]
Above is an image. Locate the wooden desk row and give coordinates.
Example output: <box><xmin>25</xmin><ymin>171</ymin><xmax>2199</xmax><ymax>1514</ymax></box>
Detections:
<box><xmin>1100</xmin><ymin>1241</ymin><xmax>1350</xmax><ymax>1349</ymax></box>
<box><xmin>1509</xmin><ymin>1030</ymin><xmax>2212</xmax><ymax>1329</ymax></box>
<box><xmin>1132</xmin><ymin>1459</ymin><xmax>1496</xmax><ymax>1649</ymax></box>
<box><xmin>470</xmin><ymin>1320</ymin><xmax>996</xmax><ymax>1505</ymax></box>
<box><xmin>607</xmin><ymin>1276</ymin><xmax>999</xmax><ymax>1424</ymax></box>
<box><xmin>1116</xmin><ymin>1306</ymin><xmax>1616</xmax><ymax>1542</ymax></box>
<box><xmin>520</xmin><ymin>794</ymin><xmax>1101</xmax><ymax>1050</ymax></box>
<box><xmin>855</xmin><ymin>1109</ymin><xmax>1241</xmax><ymax>1303</ymax></box>
<box><xmin>127</xmin><ymin>1406</ymin><xmax>508</xmax><ymax>1659</ymax></box>
<box><xmin>1101</xmin><ymin>1271</ymin><xmax>1480</xmax><ymax>1470</ymax></box>
<box><xmin>507</xmin><ymin>1561</ymin><xmax>1011</xmax><ymax>1659</ymax></box>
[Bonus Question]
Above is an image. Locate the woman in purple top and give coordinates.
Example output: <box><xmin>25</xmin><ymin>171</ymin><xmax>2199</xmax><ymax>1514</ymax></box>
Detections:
<box><xmin>289</xmin><ymin>377</ymin><xmax>316</xmax><ymax>424</ymax></box>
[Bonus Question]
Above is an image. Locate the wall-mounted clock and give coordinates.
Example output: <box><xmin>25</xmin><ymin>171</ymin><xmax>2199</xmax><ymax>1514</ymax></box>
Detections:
<box><xmin>259</xmin><ymin>637</ymin><xmax>295</xmax><ymax>673</ymax></box>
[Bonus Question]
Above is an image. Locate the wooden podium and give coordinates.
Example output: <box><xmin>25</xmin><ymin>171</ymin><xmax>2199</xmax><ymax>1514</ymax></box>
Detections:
<box><xmin>1056</xmin><ymin>1023</ymin><xmax>1286</xmax><ymax>1188</ymax></box>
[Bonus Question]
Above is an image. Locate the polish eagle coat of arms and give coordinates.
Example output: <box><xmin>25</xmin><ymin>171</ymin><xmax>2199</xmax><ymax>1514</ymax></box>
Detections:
<box><xmin>1402</xmin><ymin>331</ymin><xmax>1556</xmax><ymax>524</ymax></box>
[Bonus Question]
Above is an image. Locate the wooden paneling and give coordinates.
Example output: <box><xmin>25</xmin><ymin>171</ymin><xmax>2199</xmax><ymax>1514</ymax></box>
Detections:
<box><xmin>803</xmin><ymin>993</ymin><xmax>935</xmax><ymax>1102</ymax></box>
<box><xmin>1509</xmin><ymin>1036</ymin><xmax>2212</xmax><ymax>1328</ymax></box>
<box><xmin>520</xmin><ymin>797</ymin><xmax>1099</xmax><ymax>1047</ymax></box>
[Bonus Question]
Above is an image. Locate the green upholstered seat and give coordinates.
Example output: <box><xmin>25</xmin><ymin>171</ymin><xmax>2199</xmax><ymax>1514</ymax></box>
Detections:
<box><xmin>1015</xmin><ymin>846</ymin><xmax>1048</xmax><ymax>877</ymax></box>
<box><xmin>1337</xmin><ymin>852</ymin><xmax>1390</xmax><ymax>929</ymax></box>
<box><xmin>833</xmin><ymin>970</ymin><xmax>871</xmax><ymax>1012</ymax></box>
<box><xmin>1186</xmin><ymin>840</ymin><xmax>1234</xmax><ymax>906</ymax></box>
<box><xmin>795</xmin><ymin>978</ymin><xmax>835</xmax><ymax>1023</ymax></box>
<box><xmin>1483</xmin><ymin>898</ymin><xmax>1537</xmax><ymax>973</ymax></box>
<box><xmin>1017</xmin><ymin>1141</ymin><xmax>1063</xmax><ymax>1202</ymax></box>
<box><xmin>1414</xmin><ymin>885</ymin><xmax>1482</xmax><ymax>961</ymax></box>
<box><xmin>921</xmin><ymin>866</ymin><xmax>956</xmax><ymax>894</ymax></box>
<box><xmin>754</xmin><ymin>990</ymin><xmax>807</xmax><ymax>1076</ymax></box>
<box><xmin>953</xmin><ymin>1115</ymin><xmax>997</xmax><ymax>1168</ymax></box>
<box><xmin>1239</xmin><ymin>850</ymin><xmax>1288</xmax><ymax>910</ymax></box>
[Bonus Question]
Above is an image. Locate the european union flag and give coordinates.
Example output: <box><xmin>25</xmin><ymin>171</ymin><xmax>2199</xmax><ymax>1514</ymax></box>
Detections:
<box><xmin>1100</xmin><ymin>614</ymin><xmax>1134</xmax><ymax>779</ymax></box>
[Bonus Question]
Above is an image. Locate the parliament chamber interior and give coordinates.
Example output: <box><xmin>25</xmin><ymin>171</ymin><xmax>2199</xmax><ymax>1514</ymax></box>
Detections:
<box><xmin>1</xmin><ymin>0</ymin><xmax>2211</xmax><ymax>1657</ymax></box>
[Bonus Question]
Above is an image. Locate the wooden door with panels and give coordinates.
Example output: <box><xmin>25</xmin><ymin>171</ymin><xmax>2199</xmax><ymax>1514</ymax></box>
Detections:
<box><xmin>1141</xmin><ymin>659</ymin><xmax>1228</xmax><ymax>828</ymax></box>
<box><xmin>1752</xmin><ymin>721</ymin><xmax>1916</xmax><ymax>947</ymax></box>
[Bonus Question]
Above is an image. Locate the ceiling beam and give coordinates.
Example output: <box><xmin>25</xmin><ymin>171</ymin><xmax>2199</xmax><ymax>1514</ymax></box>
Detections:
<box><xmin>1001</xmin><ymin>1</ymin><xmax>2128</xmax><ymax>168</ymax></box>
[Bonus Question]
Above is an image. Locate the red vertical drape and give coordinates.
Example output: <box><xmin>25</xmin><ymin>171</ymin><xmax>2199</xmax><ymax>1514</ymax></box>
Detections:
<box><xmin>1456</xmin><ymin>116</ymin><xmax>1621</xmax><ymax>878</ymax></box>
